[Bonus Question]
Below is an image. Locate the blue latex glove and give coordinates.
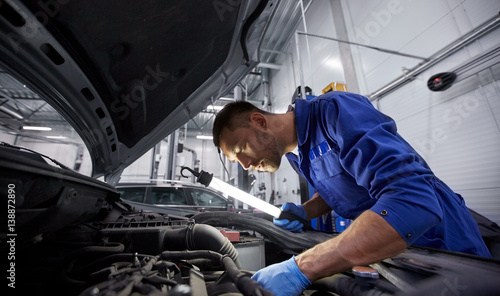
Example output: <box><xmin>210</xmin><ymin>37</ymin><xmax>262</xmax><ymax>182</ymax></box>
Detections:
<box><xmin>251</xmin><ymin>256</ymin><xmax>311</xmax><ymax>296</ymax></box>
<box><xmin>273</xmin><ymin>202</ymin><xmax>307</xmax><ymax>232</ymax></box>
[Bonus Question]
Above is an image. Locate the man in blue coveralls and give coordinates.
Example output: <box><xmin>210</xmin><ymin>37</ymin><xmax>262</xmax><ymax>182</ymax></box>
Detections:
<box><xmin>212</xmin><ymin>91</ymin><xmax>491</xmax><ymax>296</ymax></box>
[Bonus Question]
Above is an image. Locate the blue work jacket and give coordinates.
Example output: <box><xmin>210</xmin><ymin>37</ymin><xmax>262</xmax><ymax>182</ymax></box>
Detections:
<box><xmin>286</xmin><ymin>91</ymin><xmax>491</xmax><ymax>257</ymax></box>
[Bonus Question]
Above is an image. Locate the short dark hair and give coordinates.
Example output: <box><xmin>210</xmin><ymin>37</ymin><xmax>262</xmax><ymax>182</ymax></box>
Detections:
<box><xmin>212</xmin><ymin>101</ymin><xmax>269</xmax><ymax>147</ymax></box>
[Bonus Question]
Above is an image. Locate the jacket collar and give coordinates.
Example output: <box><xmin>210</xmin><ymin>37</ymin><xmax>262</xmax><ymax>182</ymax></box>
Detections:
<box><xmin>293</xmin><ymin>98</ymin><xmax>312</xmax><ymax>147</ymax></box>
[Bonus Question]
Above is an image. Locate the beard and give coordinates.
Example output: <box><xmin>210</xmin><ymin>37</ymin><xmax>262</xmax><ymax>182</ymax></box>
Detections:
<box><xmin>254</xmin><ymin>129</ymin><xmax>282</xmax><ymax>172</ymax></box>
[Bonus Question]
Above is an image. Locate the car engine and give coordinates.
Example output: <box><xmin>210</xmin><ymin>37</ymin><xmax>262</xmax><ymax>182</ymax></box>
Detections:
<box><xmin>18</xmin><ymin>211</ymin><xmax>272</xmax><ymax>296</ymax></box>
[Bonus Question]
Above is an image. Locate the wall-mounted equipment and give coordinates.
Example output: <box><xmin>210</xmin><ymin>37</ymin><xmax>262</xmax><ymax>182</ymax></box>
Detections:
<box><xmin>427</xmin><ymin>72</ymin><xmax>457</xmax><ymax>92</ymax></box>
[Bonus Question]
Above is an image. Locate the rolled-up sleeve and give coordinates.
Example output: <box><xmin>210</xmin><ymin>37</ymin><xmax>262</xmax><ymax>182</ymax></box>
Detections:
<box><xmin>320</xmin><ymin>92</ymin><xmax>443</xmax><ymax>245</ymax></box>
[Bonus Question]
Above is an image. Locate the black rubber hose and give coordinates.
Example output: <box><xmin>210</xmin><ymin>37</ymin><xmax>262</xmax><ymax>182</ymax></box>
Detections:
<box><xmin>71</xmin><ymin>253</ymin><xmax>152</xmax><ymax>275</ymax></box>
<box><xmin>240</xmin><ymin>0</ymin><xmax>270</xmax><ymax>65</ymax></box>
<box><xmin>68</xmin><ymin>242</ymin><xmax>125</xmax><ymax>257</ymax></box>
<box><xmin>163</xmin><ymin>223</ymin><xmax>242</xmax><ymax>268</ymax></box>
<box><xmin>161</xmin><ymin>250</ymin><xmax>273</xmax><ymax>296</ymax></box>
<box><xmin>188</xmin><ymin>224</ymin><xmax>239</xmax><ymax>265</ymax></box>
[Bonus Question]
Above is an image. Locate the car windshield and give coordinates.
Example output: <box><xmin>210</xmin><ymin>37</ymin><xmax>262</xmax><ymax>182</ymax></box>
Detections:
<box><xmin>151</xmin><ymin>187</ymin><xmax>187</xmax><ymax>205</ymax></box>
<box><xmin>188</xmin><ymin>189</ymin><xmax>227</xmax><ymax>207</ymax></box>
<box><xmin>117</xmin><ymin>187</ymin><xmax>146</xmax><ymax>203</ymax></box>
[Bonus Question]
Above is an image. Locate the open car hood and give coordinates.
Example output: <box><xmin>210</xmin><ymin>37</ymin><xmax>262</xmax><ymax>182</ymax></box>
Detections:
<box><xmin>0</xmin><ymin>0</ymin><xmax>276</xmax><ymax>182</ymax></box>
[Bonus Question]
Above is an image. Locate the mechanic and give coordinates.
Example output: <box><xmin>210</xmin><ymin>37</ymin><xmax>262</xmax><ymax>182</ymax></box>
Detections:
<box><xmin>212</xmin><ymin>91</ymin><xmax>491</xmax><ymax>296</ymax></box>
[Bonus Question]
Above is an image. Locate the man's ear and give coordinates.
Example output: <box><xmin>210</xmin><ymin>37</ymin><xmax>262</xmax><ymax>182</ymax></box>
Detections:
<box><xmin>249</xmin><ymin>113</ymin><xmax>267</xmax><ymax>129</ymax></box>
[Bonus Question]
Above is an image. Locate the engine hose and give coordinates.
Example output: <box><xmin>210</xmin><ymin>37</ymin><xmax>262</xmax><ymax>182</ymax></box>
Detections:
<box><xmin>71</xmin><ymin>253</ymin><xmax>151</xmax><ymax>275</ymax></box>
<box><xmin>163</xmin><ymin>223</ymin><xmax>242</xmax><ymax>268</ymax></box>
<box><xmin>68</xmin><ymin>242</ymin><xmax>125</xmax><ymax>257</ymax></box>
<box><xmin>221</xmin><ymin>256</ymin><xmax>273</xmax><ymax>296</ymax></box>
<box><xmin>161</xmin><ymin>250</ymin><xmax>273</xmax><ymax>296</ymax></box>
<box><xmin>64</xmin><ymin>243</ymin><xmax>126</xmax><ymax>286</ymax></box>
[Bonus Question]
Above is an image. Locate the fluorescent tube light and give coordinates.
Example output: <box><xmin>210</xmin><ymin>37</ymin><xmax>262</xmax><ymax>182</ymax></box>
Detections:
<box><xmin>196</xmin><ymin>135</ymin><xmax>213</xmax><ymax>140</ymax></box>
<box><xmin>208</xmin><ymin>176</ymin><xmax>282</xmax><ymax>218</ymax></box>
<box><xmin>181</xmin><ymin>166</ymin><xmax>310</xmax><ymax>226</ymax></box>
<box><xmin>22</xmin><ymin>126</ymin><xmax>52</xmax><ymax>131</ymax></box>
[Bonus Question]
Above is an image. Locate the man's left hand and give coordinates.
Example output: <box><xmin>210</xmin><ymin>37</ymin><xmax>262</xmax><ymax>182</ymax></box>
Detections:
<box><xmin>251</xmin><ymin>256</ymin><xmax>311</xmax><ymax>296</ymax></box>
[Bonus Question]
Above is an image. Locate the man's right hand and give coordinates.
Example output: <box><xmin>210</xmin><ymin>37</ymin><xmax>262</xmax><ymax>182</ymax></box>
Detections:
<box><xmin>273</xmin><ymin>202</ymin><xmax>308</xmax><ymax>232</ymax></box>
<box><xmin>251</xmin><ymin>256</ymin><xmax>311</xmax><ymax>296</ymax></box>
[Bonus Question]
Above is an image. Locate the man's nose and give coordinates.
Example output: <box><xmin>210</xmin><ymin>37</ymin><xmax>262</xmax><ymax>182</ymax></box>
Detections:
<box><xmin>236</xmin><ymin>154</ymin><xmax>251</xmax><ymax>170</ymax></box>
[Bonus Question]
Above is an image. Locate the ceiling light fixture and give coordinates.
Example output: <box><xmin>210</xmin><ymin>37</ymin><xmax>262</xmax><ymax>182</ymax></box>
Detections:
<box><xmin>325</xmin><ymin>58</ymin><xmax>342</xmax><ymax>70</ymax></box>
<box><xmin>22</xmin><ymin>126</ymin><xmax>52</xmax><ymax>131</ymax></box>
<box><xmin>196</xmin><ymin>135</ymin><xmax>213</xmax><ymax>140</ymax></box>
<box><xmin>205</xmin><ymin>105</ymin><xmax>224</xmax><ymax>111</ymax></box>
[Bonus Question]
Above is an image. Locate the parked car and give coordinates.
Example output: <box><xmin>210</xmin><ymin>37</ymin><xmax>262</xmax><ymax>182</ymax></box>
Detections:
<box><xmin>116</xmin><ymin>180</ymin><xmax>243</xmax><ymax>217</ymax></box>
<box><xmin>1</xmin><ymin>1</ymin><xmax>499</xmax><ymax>296</ymax></box>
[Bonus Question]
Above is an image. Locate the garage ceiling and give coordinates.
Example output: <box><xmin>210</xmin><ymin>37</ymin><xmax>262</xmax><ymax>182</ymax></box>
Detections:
<box><xmin>0</xmin><ymin>69</ymin><xmax>71</xmax><ymax>131</ymax></box>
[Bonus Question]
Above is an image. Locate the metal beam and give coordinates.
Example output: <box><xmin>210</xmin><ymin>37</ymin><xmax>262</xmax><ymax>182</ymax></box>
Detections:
<box><xmin>368</xmin><ymin>12</ymin><xmax>500</xmax><ymax>100</ymax></box>
<box><xmin>330</xmin><ymin>0</ymin><xmax>360</xmax><ymax>94</ymax></box>
<box><xmin>0</xmin><ymin>105</ymin><xmax>23</xmax><ymax>119</ymax></box>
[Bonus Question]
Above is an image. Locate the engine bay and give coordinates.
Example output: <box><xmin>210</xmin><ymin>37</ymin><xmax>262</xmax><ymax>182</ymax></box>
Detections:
<box><xmin>2</xmin><ymin>143</ymin><xmax>500</xmax><ymax>296</ymax></box>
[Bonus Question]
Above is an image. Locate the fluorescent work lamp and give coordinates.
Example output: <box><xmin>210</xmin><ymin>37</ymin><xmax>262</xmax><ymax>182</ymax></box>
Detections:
<box><xmin>181</xmin><ymin>166</ymin><xmax>281</xmax><ymax>218</ymax></box>
<box><xmin>180</xmin><ymin>167</ymin><xmax>309</xmax><ymax>227</ymax></box>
